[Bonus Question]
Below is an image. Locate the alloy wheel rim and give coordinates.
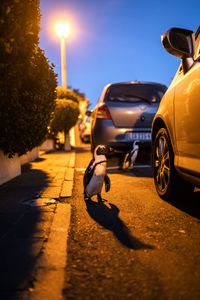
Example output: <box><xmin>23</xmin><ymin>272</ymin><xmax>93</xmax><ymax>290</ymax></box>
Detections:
<box><xmin>154</xmin><ymin>135</ymin><xmax>170</xmax><ymax>193</ymax></box>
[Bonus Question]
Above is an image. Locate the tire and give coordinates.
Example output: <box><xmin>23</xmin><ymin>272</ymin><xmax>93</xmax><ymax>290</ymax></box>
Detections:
<box><xmin>152</xmin><ymin>127</ymin><xmax>194</xmax><ymax>200</ymax></box>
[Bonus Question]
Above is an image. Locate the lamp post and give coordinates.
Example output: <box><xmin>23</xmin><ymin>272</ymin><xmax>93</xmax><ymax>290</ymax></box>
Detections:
<box><xmin>60</xmin><ymin>35</ymin><xmax>67</xmax><ymax>88</ymax></box>
<box><xmin>55</xmin><ymin>23</ymin><xmax>70</xmax><ymax>88</ymax></box>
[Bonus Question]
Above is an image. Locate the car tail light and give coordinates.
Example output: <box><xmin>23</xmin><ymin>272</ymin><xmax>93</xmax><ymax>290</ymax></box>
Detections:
<box><xmin>96</xmin><ymin>103</ymin><xmax>112</xmax><ymax>119</ymax></box>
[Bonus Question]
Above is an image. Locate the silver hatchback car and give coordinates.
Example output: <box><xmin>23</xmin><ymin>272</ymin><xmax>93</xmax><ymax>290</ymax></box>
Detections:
<box><xmin>91</xmin><ymin>81</ymin><xmax>167</xmax><ymax>157</ymax></box>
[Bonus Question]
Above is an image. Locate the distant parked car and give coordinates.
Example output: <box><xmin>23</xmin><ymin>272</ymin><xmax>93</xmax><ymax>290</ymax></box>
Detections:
<box><xmin>152</xmin><ymin>26</ymin><xmax>200</xmax><ymax>200</ymax></box>
<box><xmin>79</xmin><ymin>115</ymin><xmax>91</xmax><ymax>143</ymax></box>
<box><xmin>91</xmin><ymin>81</ymin><xmax>167</xmax><ymax>157</ymax></box>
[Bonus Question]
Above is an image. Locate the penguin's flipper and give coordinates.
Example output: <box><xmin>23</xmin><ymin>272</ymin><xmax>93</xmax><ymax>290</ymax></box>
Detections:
<box><xmin>83</xmin><ymin>158</ymin><xmax>95</xmax><ymax>190</ymax></box>
<box><xmin>104</xmin><ymin>174</ymin><xmax>111</xmax><ymax>192</ymax></box>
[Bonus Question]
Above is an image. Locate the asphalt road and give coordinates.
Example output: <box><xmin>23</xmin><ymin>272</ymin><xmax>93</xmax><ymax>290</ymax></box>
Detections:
<box><xmin>63</xmin><ymin>134</ymin><xmax>200</xmax><ymax>300</ymax></box>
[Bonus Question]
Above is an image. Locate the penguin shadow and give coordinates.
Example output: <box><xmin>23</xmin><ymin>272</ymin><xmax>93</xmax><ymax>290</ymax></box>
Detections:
<box><xmin>85</xmin><ymin>199</ymin><xmax>155</xmax><ymax>250</ymax></box>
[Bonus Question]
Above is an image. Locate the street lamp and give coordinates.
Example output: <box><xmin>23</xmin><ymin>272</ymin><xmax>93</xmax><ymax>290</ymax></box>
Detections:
<box><xmin>55</xmin><ymin>23</ymin><xmax>70</xmax><ymax>88</ymax></box>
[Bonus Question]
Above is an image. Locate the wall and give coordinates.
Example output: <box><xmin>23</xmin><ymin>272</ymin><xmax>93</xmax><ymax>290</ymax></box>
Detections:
<box><xmin>0</xmin><ymin>151</ymin><xmax>21</xmax><ymax>185</ymax></box>
<box><xmin>40</xmin><ymin>139</ymin><xmax>54</xmax><ymax>151</ymax></box>
<box><xmin>0</xmin><ymin>147</ymin><xmax>39</xmax><ymax>185</ymax></box>
<box><xmin>20</xmin><ymin>147</ymin><xmax>39</xmax><ymax>165</ymax></box>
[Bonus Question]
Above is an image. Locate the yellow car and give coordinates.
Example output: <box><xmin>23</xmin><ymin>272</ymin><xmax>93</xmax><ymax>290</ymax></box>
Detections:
<box><xmin>152</xmin><ymin>26</ymin><xmax>200</xmax><ymax>200</ymax></box>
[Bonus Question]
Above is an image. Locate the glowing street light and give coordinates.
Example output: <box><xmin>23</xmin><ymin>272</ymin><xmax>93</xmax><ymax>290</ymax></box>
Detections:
<box><xmin>55</xmin><ymin>23</ymin><xmax>70</xmax><ymax>38</ymax></box>
<box><xmin>55</xmin><ymin>22</ymin><xmax>70</xmax><ymax>88</ymax></box>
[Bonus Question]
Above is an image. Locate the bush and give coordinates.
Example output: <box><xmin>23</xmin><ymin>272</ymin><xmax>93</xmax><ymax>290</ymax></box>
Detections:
<box><xmin>56</xmin><ymin>86</ymin><xmax>79</xmax><ymax>103</ymax></box>
<box><xmin>0</xmin><ymin>0</ymin><xmax>57</xmax><ymax>157</ymax></box>
<box><xmin>50</xmin><ymin>98</ymin><xmax>80</xmax><ymax>136</ymax></box>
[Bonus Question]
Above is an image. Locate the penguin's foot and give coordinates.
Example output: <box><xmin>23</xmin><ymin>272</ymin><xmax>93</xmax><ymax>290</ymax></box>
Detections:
<box><xmin>84</xmin><ymin>195</ymin><xmax>91</xmax><ymax>201</ymax></box>
<box><xmin>85</xmin><ymin>198</ymin><xmax>96</xmax><ymax>205</ymax></box>
<box><xmin>84</xmin><ymin>191</ymin><xmax>90</xmax><ymax>201</ymax></box>
<box><xmin>97</xmin><ymin>194</ymin><xmax>106</xmax><ymax>202</ymax></box>
<box><xmin>97</xmin><ymin>194</ymin><xmax>102</xmax><ymax>202</ymax></box>
<box><xmin>84</xmin><ymin>193</ymin><xmax>95</xmax><ymax>204</ymax></box>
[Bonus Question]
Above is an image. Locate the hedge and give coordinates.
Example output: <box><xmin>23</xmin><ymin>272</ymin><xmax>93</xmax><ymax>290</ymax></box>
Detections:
<box><xmin>0</xmin><ymin>0</ymin><xmax>57</xmax><ymax>157</ymax></box>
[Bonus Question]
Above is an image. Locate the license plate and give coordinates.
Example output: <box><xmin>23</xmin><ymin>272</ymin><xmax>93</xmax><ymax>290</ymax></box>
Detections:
<box><xmin>125</xmin><ymin>132</ymin><xmax>151</xmax><ymax>141</ymax></box>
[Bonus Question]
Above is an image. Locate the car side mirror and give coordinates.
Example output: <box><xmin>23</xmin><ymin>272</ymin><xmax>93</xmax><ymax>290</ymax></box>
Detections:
<box><xmin>161</xmin><ymin>27</ymin><xmax>195</xmax><ymax>58</ymax></box>
<box><xmin>161</xmin><ymin>27</ymin><xmax>195</xmax><ymax>73</ymax></box>
<box><xmin>86</xmin><ymin>110</ymin><xmax>92</xmax><ymax>116</ymax></box>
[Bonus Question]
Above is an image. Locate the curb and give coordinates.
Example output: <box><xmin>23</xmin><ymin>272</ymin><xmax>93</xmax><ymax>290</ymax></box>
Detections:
<box><xmin>29</xmin><ymin>151</ymin><xmax>75</xmax><ymax>300</ymax></box>
<box><xmin>30</xmin><ymin>203</ymin><xmax>71</xmax><ymax>300</ymax></box>
<box><xmin>60</xmin><ymin>152</ymin><xmax>75</xmax><ymax>198</ymax></box>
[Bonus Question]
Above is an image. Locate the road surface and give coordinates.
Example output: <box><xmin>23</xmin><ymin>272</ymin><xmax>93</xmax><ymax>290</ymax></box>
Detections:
<box><xmin>63</xmin><ymin>131</ymin><xmax>200</xmax><ymax>300</ymax></box>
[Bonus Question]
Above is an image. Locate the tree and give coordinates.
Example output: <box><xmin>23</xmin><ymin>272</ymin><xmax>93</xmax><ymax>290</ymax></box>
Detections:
<box><xmin>49</xmin><ymin>88</ymin><xmax>80</xmax><ymax>150</ymax></box>
<box><xmin>0</xmin><ymin>0</ymin><xmax>57</xmax><ymax>157</ymax></box>
<box><xmin>50</xmin><ymin>99</ymin><xmax>79</xmax><ymax>136</ymax></box>
<box><xmin>56</xmin><ymin>86</ymin><xmax>79</xmax><ymax>103</ymax></box>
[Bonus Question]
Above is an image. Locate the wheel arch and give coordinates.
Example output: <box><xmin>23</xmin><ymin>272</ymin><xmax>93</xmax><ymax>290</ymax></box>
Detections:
<box><xmin>152</xmin><ymin>118</ymin><xmax>195</xmax><ymax>200</ymax></box>
<box><xmin>152</xmin><ymin>116</ymin><xmax>179</xmax><ymax>170</ymax></box>
<box><xmin>152</xmin><ymin>117</ymin><xmax>175</xmax><ymax>151</ymax></box>
<box><xmin>152</xmin><ymin>118</ymin><xmax>166</xmax><ymax>143</ymax></box>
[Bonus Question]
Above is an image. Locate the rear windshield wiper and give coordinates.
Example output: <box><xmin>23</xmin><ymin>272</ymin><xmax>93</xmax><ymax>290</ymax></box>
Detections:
<box><xmin>108</xmin><ymin>94</ymin><xmax>153</xmax><ymax>103</ymax></box>
<box><xmin>124</xmin><ymin>94</ymin><xmax>154</xmax><ymax>103</ymax></box>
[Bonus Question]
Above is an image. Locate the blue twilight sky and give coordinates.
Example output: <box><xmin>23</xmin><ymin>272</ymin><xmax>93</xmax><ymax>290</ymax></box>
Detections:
<box><xmin>39</xmin><ymin>0</ymin><xmax>199</xmax><ymax>108</ymax></box>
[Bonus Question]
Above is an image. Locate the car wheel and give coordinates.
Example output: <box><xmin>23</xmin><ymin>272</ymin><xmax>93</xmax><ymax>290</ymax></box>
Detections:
<box><xmin>153</xmin><ymin>127</ymin><xmax>194</xmax><ymax>200</ymax></box>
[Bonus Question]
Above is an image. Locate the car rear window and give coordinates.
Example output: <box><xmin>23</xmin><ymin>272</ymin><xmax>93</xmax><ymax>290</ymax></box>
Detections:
<box><xmin>105</xmin><ymin>84</ymin><xmax>167</xmax><ymax>104</ymax></box>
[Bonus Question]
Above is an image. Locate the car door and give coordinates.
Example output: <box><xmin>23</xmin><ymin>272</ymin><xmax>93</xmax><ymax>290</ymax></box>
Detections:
<box><xmin>174</xmin><ymin>31</ymin><xmax>200</xmax><ymax>174</ymax></box>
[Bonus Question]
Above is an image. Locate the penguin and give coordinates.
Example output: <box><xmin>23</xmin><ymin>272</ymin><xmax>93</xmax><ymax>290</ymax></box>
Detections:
<box><xmin>122</xmin><ymin>141</ymin><xmax>139</xmax><ymax>170</ymax></box>
<box><xmin>83</xmin><ymin>145</ymin><xmax>111</xmax><ymax>202</ymax></box>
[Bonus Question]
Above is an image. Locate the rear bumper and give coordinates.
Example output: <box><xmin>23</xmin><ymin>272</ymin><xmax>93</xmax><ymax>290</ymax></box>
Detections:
<box><xmin>92</xmin><ymin>119</ymin><xmax>152</xmax><ymax>152</ymax></box>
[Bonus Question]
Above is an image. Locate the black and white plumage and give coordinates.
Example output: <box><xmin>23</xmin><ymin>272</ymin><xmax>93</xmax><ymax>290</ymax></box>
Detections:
<box><xmin>83</xmin><ymin>145</ymin><xmax>111</xmax><ymax>202</ymax></box>
<box><xmin>122</xmin><ymin>141</ymin><xmax>139</xmax><ymax>170</ymax></box>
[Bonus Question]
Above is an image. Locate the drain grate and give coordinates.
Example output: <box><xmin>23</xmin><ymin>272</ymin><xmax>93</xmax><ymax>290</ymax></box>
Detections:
<box><xmin>22</xmin><ymin>197</ymin><xmax>57</xmax><ymax>207</ymax></box>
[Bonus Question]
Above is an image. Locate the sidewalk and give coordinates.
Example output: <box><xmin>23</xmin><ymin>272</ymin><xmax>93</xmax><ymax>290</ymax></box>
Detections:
<box><xmin>0</xmin><ymin>150</ymin><xmax>75</xmax><ymax>300</ymax></box>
